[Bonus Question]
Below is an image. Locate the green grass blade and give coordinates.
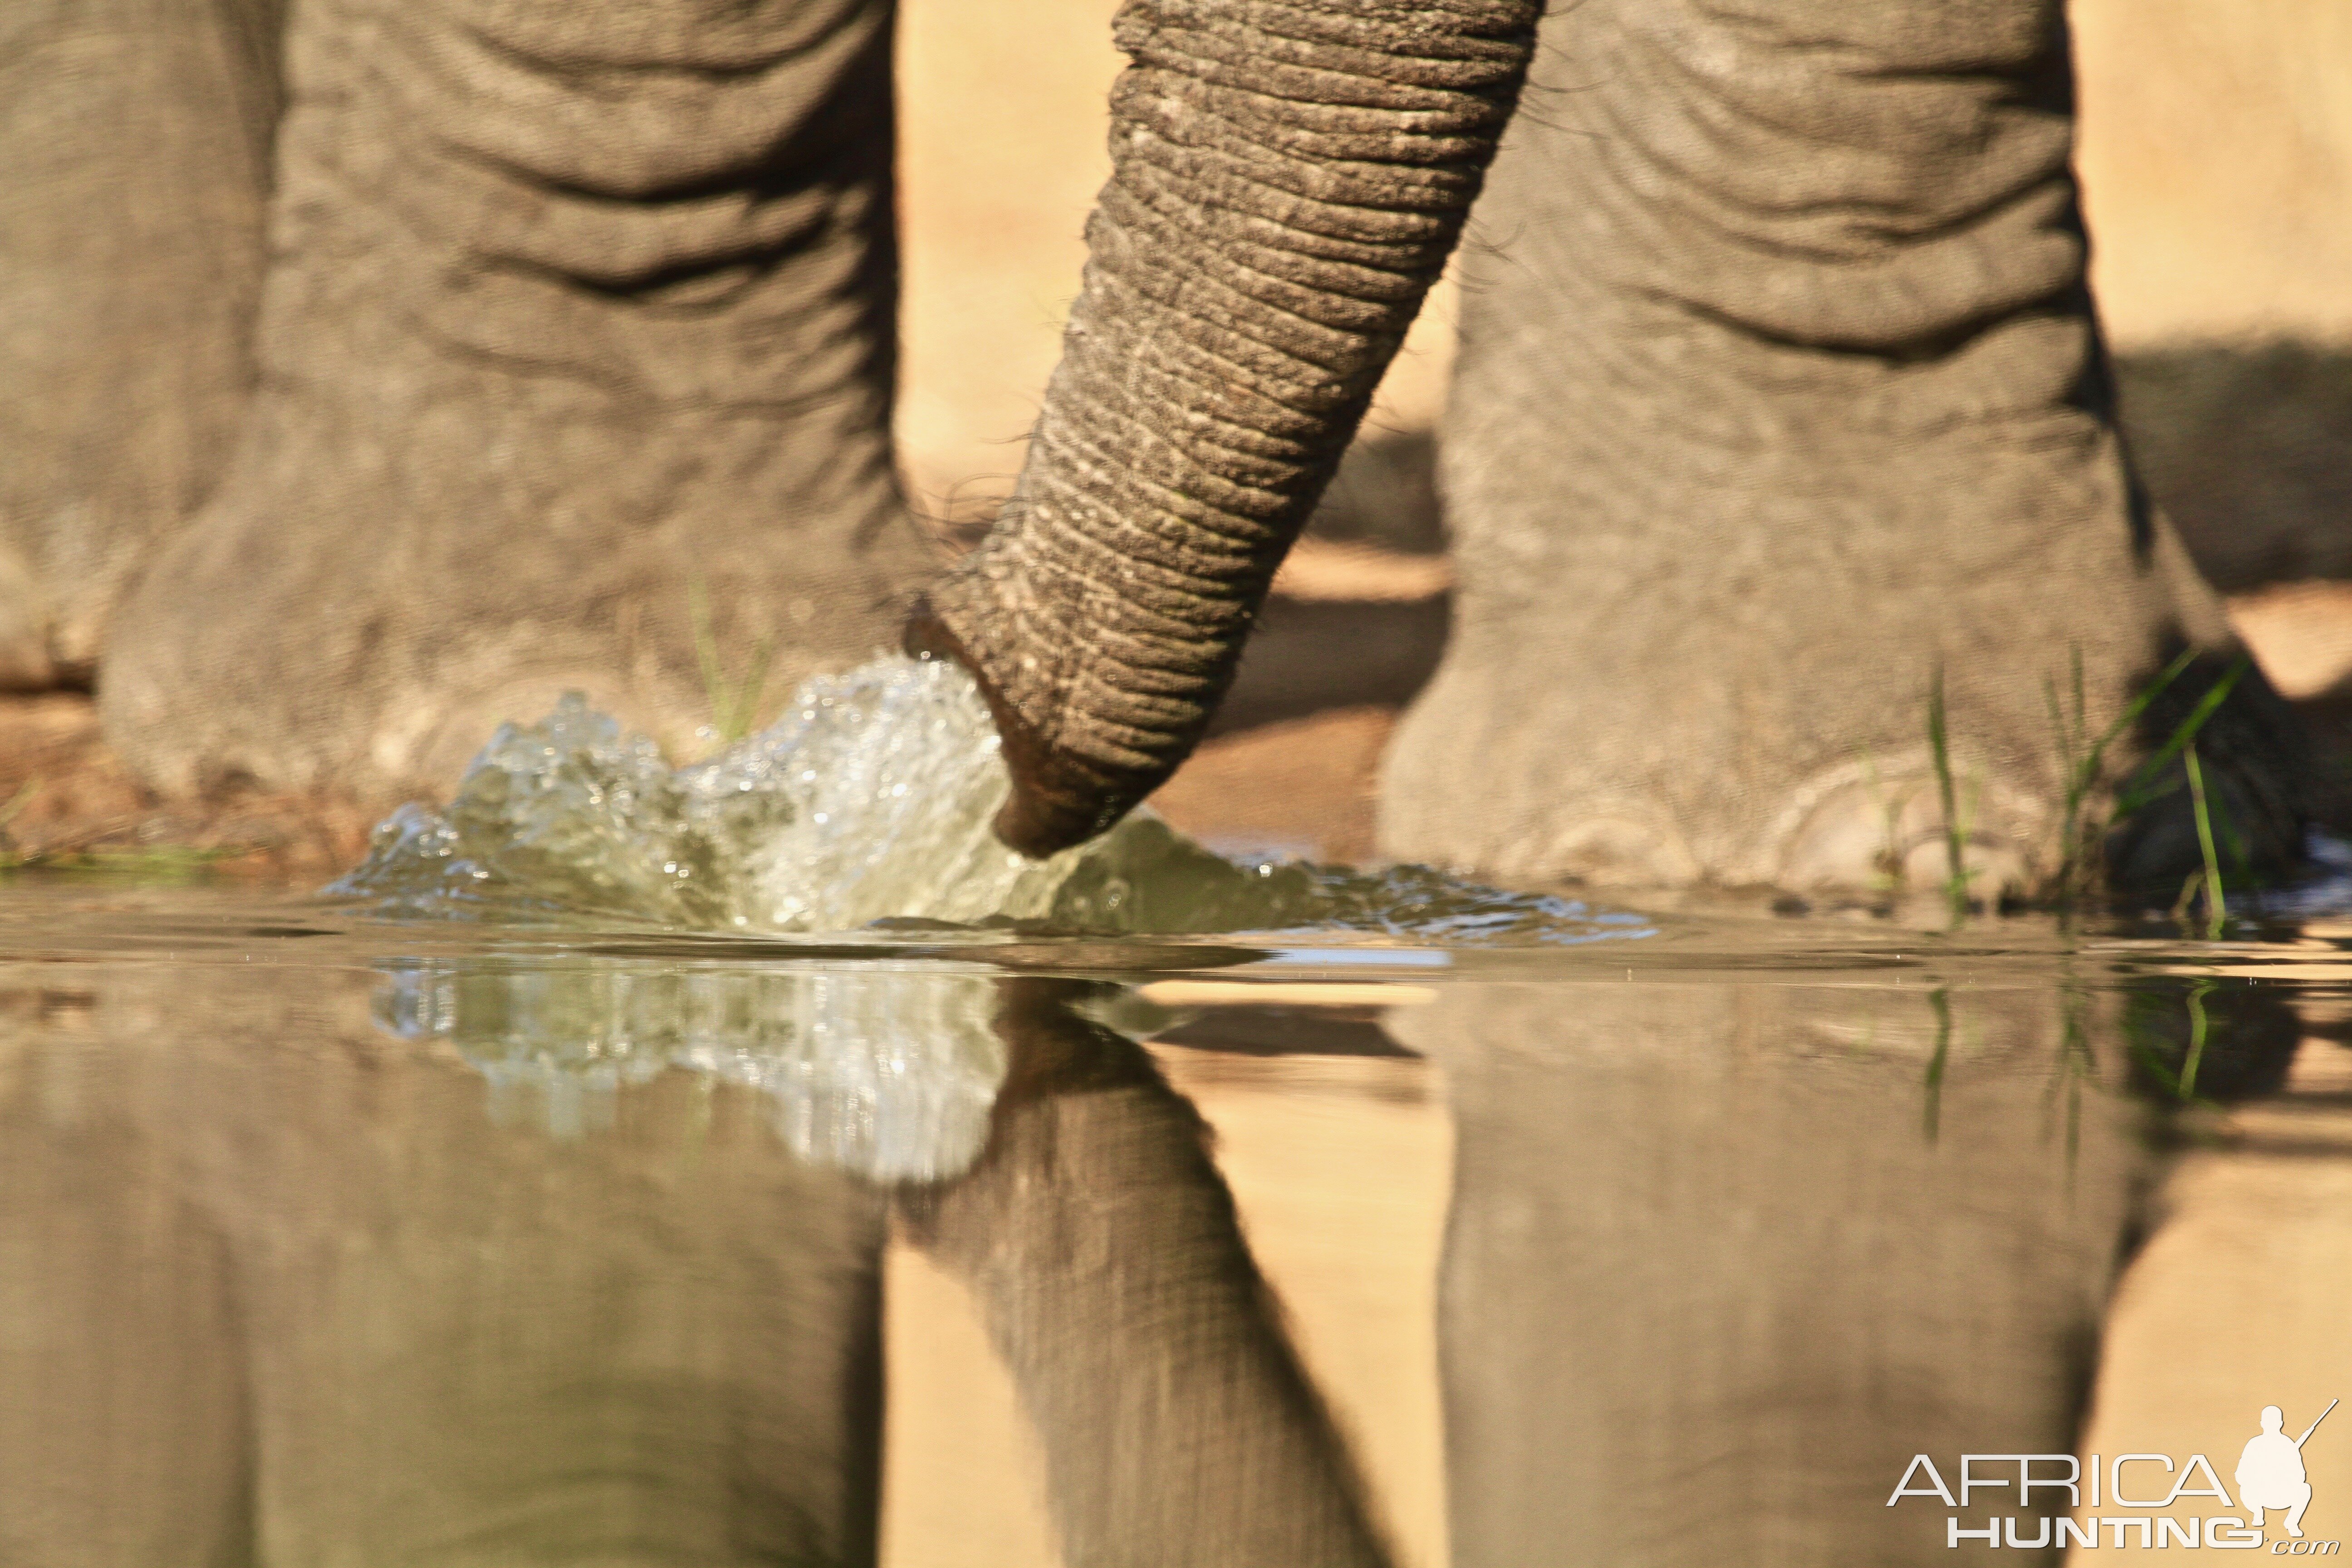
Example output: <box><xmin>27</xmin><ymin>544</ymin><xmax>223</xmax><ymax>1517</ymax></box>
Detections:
<box><xmin>2114</xmin><ymin>655</ymin><xmax>2249</xmax><ymax>817</ymax></box>
<box><xmin>727</xmin><ymin>636</ymin><xmax>779</xmax><ymax>743</ymax></box>
<box><xmin>688</xmin><ymin>577</ymin><xmax>728</xmax><ymax>728</ymax></box>
<box><xmin>2184</xmin><ymin>742</ymin><xmax>2227</xmax><ymax>938</ymax></box>
<box><xmin>2078</xmin><ymin>646</ymin><xmax>2199</xmax><ymax>798</ymax></box>
<box><xmin>1928</xmin><ymin>665</ymin><xmax>1968</xmax><ymax>921</ymax></box>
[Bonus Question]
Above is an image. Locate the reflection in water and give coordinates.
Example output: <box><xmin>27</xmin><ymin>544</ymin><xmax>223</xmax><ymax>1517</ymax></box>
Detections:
<box><xmin>0</xmin><ymin>942</ymin><xmax>1396</xmax><ymax>1566</ymax></box>
<box><xmin>1403</xmin><ymin>983</ymin><xmax>2149</xmax><ymax>1568</ymax></box>
<box><xmin>0</xmin><ymin>956</ymin><xmax>890</xmax><ymax>1567</ymax></box>
<box><xmin>909</xmin><ymin>980</ymin><xmax>1397</xmax><ymax>1567</ymax></box>
<box><xmin>374</xmin><ymin>960</ymin><xmax>1008</xmax><ymax>1181</ymax></box>
<box><xmin>0</xmin><ymin>900</ymin><xmax>2333</xmax><ymax>1566</ymax></box>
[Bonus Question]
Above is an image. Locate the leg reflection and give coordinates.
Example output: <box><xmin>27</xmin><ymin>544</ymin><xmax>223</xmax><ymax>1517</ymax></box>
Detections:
<box><xmin>1392</xmin><ymin>982</ymin><xmax>2157</xmax><ymax>1568</ymax></box>
<box><xmin>1</xmin><ymin>965</ymin><xmax>894</xmax><ymax>1568</ymax></box>
<box><xmin>0</xmin><ymin>1042</ymin><xmax>255</xmax><ymax>1568</ymax></box>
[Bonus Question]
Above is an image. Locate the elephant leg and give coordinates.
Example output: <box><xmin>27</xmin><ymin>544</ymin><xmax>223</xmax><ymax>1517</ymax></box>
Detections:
<box><xmin>1380</xmin><ymin>0</ymin><xmax>2313</xmax><ymax>895</ymax></box>
<box><xmin>101</xmin><ymin>0</ymin><xmax>934</xmax><ymax>799</ymax></box>
<box><xmin>0</xmin><ymin>0</ymin><xmax>282</xmax><ymax>688</ymax></box>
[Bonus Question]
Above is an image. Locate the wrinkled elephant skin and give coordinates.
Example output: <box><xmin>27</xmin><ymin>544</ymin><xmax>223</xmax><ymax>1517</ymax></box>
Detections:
<box><xmin>921</xmin><ymin>0</ymin><xmax>2314</xmax><ymax>893</ymax></box>
<box><xmin>2</xmin><ymin>0</ymin><xmax>2319</xmax><ymax>895</ymax></box>
<box><xmin>1379</xmin><ymin>0</ymin><xmax>2307</xmax><ymax>893</ymax></box>
<box><xmin>93</xmin><ymin>0</ymin><xmax>933</xmax><ymax>798</ymax></box>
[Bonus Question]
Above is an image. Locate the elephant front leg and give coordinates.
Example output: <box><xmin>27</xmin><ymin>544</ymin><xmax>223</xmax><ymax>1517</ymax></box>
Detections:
<box><xmin>100</xmin><ymin>0</ymin><xmax>935</xmax><ymax>800</ymax></box>
<box><xmin>0</xmin><ymin>0</ymin><xmax>282</xmax><ymax>689</ymax></box>
<box><xmin>1379</xmin><ymin>0</ymin><xmax>2314</xmax><ymax>898</ymax></box>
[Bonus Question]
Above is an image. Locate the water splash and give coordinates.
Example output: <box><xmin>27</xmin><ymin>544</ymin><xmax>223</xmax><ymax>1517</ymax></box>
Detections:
<box><xmin>330</xmin><ymin>655</ymin><xmax>1637</xmax><ymax>944</ymax></box>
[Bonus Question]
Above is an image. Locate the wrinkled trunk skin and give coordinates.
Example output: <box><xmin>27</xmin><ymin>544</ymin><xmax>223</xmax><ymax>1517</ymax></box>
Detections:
<box><xmin>1390</xmin><ymin>982</ymin><xmax>2163</xmax><ymax>1568</ymax></box>
<box><xmin>0</xmin><ymin>0</ymin><xmax>282</xmax><ymax>689</ymax></box>
<box><xmin>1381</xmin><ymin>0</ymin><xmax>2308</xmax><ymax>892</ymax></box>
<box><xmin>911</xmin><ymin>0</ymin><xmax>1543</xmax><ymax>855</ymax></box>
<box><xmin>906</xmin><ymin>980</ymin><xmax>1397</xmax><ymax>1567</ymax></box>
<box><xmin>100</xmin><ymin>0</ymin><xmax>932</xmax><ymax>798</ymax></box>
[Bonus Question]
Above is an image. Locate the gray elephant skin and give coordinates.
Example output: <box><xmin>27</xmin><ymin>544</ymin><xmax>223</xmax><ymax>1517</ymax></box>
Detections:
<box><xmin>1</xmin><ymin>0</ymin><xmax>2313</xmax><ymax>894</ymax></box>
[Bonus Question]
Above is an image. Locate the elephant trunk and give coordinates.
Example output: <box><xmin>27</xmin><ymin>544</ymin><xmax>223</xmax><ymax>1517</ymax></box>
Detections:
<box><xmin>910</xmin><ymin>0</ymin><xmax>1540</xmax><ymax>855</ymax></box>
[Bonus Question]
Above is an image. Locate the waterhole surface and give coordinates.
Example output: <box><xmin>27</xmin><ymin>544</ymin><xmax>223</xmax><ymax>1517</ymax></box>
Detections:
<box><xmin>328</xmin><ymin>656</ymin><xmax>1634</xmax><ymax>946</ymax></box>
<box><xmin>6</xmin><ymin>663</ymin><xmax>2352</xmax><ymax>1566</ymax></box>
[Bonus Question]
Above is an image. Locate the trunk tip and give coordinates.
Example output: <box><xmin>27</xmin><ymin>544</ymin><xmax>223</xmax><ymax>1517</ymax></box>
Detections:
<box><xmin>902</xmin><ymin>598</ymin><xmax>1132</xmax><ymax>859</ymax></box>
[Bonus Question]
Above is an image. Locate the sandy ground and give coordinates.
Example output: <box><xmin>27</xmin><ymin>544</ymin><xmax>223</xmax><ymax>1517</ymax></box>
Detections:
<box><xmin>0</xmin><ymin>692</ymin><xmax>374</xmax><ymax>877</ymax></box>
<box><xmin>2072</xmin><ymin>0</ymin><xmax>2352</xmax><ymax>349</ymax></box>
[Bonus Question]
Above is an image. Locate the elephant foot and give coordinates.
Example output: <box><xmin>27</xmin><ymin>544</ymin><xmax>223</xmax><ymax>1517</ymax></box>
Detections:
<box><xmin>1375</xmin><ymin>0</ymin><xmax>2322</xmax><ymax>902</ymax></box>
<box><xmin>1767</xmin><ymin>759</ymin><xmax>2041</xmax><ymax>900</ymax></box>
<box><xmin>98</xmin><ymin>388</ymin><xmax>932</xmax><ymax>802</ymax></box>
<box><xmin>0</xmin><ymin>544</ymin><xmax>58</xmax><ymax>691</ymax></box>
<box><xmin>0</xmin><ymin>0</ymin><xmax>277</xmax><ymax>694</ymax></box>
<box><xmin>1379</xmin><ymin>615</ymin><xmax>2310</xmax><ymax>902</ymax></box>
<box><xmin>101</xmin><ymin>497</ymin><xmax>929</xmax><ymax>803</ymax></box>
<box><xmin>1380</xmin><ymin>729</ymin><xmax>2046</xmax><ymax>900</ymax></box>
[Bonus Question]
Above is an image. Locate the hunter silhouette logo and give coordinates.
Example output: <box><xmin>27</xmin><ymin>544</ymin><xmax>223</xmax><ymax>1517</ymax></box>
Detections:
<box><xmin>2242</xmin><ymin>1401</ymin><xmax>2336</xmax><ymax>1540</ymax></box>
<box><xmin>1888</xmin><ymin>1398</ymin><xmax>2341</xmax><ymax>1551</ymax></box>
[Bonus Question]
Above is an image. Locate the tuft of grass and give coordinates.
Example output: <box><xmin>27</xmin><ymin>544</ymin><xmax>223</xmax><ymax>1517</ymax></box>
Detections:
<box><xmin>2110</xmin><ymin>655</ymin><xmax>2248</xmax><ymax>820</ymax></box>
<box><xmin>1926</xmin><ymin>666</ymin><xmax>1971</xmax><ymax>923</ymax></box>
<box><xmin>2119</xmin><ymin>656</ymin><xmax>2246</xmax><ymax>939</ymax></box>
<box><xmin>688</xmin><ymin>578</ymin><xmax>779</xmax><ymax>749</ymax></box>
<box><xmin>2044</xmin><ymin>645</ymin><xmax>2197</xmax><ymax>905</ymax></box>
<box><xmin>2038</xmin><ymin>647</ymin><xmax>2249</xmax><ymax>922</ymax></box>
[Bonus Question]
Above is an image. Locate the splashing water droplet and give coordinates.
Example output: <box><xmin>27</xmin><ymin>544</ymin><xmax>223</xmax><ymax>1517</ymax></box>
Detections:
<box><xmin>329</xmin><ymin>656</ymin><xmax>1640</xmax><ymax>945</ymax></box>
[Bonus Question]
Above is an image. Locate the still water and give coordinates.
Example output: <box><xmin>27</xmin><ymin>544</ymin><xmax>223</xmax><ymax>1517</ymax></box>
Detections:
<box><xmin>5</xmin><ymin>882</ymin><xmax>2351</xmax><ymax>1567</ymax></box>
